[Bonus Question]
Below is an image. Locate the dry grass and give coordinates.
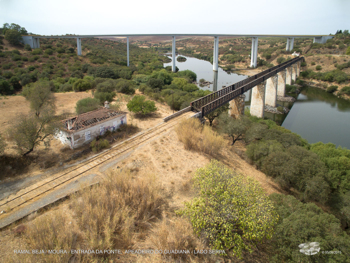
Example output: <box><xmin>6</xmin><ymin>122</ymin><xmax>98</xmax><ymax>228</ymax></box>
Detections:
<box><xmin>16</xmin><ymin>211</ymin><xmax>79</xmax><ymax>263</ymax></box>
<box><xmin>175</xmin><ymin>118</ymin><xmax>224</xmax><ymax>156</ymax></box>
<box><xmin>71</xmin><ymin>171</ymin><xmax>168</xmax><ymax>257</ymax></box>
<box><xmin>136</xmin><ymin>216</ymin><xmax>217</xmax><ymax>263</ymax></box>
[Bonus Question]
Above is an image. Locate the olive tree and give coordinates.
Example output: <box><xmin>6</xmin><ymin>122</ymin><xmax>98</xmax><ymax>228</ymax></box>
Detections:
<box><xmin>183</xmin><ymin>160</ymin><xmax>278</xmax><ymax>258</ymax></box>
<box><xmin>22</xmin><ymin>80</ymin><xmax>56</xmax><ymax>117</ymax></box>
<box><xmin>12</xmin><ymin>81</ymin><xmax>57</xmax><ymax>155</ymax></box>
<box><xmin>217</xmin><ymin>112</ymin><xmax>251</xmax><ymax>144</ymax></box>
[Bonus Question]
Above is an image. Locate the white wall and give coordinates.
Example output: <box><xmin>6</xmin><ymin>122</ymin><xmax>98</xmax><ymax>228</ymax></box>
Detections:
<box><xmin>56</xmin><ymin>114</ymin><xmax>127</xmax><ymax>149</ymax></box>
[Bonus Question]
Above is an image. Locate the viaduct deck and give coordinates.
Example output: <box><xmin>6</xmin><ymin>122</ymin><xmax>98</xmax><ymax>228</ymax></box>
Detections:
<box><xmin>190</xmin><ymin>57</ymin><xmax>304</xmax><ymax>117</ymax></box>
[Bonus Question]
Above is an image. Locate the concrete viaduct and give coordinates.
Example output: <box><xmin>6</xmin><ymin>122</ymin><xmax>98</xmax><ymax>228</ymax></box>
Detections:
<box><xmin>22</xmin><ymin>33</ymin><xmax>330</xmax><ymax>119</ymax></box>
<box><xmin>23</xmin><ymin>34</ymin><xmax>332</xmax><ymax>71</ymax></box>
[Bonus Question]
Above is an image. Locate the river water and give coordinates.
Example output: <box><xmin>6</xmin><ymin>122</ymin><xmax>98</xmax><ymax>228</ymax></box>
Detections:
<box><xmin>164</xmin><ymin>55</ymin><xmax>350</xmax><ymax>149</ymax></box>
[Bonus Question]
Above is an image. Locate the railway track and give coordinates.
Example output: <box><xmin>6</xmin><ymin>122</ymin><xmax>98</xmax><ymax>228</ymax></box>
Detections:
<box><xmin>0</xmin><ymin>112</ymin><xmax>193</xmax><ymax>215</ymax></box>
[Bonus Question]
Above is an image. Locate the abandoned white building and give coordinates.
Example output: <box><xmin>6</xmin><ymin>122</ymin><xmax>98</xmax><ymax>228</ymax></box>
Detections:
<box><xmin>56</xmin><ymin>103</ymin><xmax>127</xmax><ymax>149</ymax></box>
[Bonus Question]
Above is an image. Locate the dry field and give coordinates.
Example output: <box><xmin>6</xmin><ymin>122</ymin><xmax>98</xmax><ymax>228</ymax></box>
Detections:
<box><xmin>0</xmin><ymin>115</ymin><xmax>282</xmax><ymax>262</ymax></box>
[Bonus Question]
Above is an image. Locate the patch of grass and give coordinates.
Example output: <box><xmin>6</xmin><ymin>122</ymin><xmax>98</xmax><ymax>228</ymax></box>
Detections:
<box><xmin>71</xmin><ymin>171</ymin><xmax>167</xmax><ymax>255</ymax></box>
<box><xmin>175</xmin><ymin>118</ymin><xmax>224</xmax><ymax>156</ymax></box>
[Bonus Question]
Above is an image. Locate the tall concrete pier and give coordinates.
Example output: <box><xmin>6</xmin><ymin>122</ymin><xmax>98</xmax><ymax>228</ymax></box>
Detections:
<box><xmin>213</xmin><ymin>36</ymin><xmax>219</xmax><ymax>71</ymax></box>
<box><xmin>76</xmin><ymin>38</ymin><xmax>82</xmax><ymax>56</ymax></box>
<box><xmin>277</xmin><ymin>70</ymin><xmax>286</xmax><ymax>97</ymax></box>
<box><xmin>172</xmin><ymin>36</ymin><xmax>176</xmax><ymax>72</ymax></box>
<box><xmin>250</xmin><ymin>81</ymin><xmax>266</xmax><ymax>118</ymax></box>
<box><xmin>250</xmin><ymin>37</ymin><xmax>258</xmax><ymax>68</ymax></box>
<box><xmin>265</xmin><ymin>75</ymin><xmax>278</xmax><ymax>107</ymax></box>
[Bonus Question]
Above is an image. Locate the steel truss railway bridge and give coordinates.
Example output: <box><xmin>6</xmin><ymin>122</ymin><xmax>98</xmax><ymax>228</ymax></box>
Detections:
<box><xmin>190</xmin><ymin>56</ymin><xmax>304</xmax><ymax>119</ymax></box>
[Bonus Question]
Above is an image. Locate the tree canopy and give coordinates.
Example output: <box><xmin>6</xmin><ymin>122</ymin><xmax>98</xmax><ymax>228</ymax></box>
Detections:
<box><xmin>183</xmin><ymin>160</ymin><xmax>278</xmax><ymax>258</ymax></box>
<box><xmin>127</xmin><ymin>95</ymin><xmax>157</xmax><ymax>115</ymax></box>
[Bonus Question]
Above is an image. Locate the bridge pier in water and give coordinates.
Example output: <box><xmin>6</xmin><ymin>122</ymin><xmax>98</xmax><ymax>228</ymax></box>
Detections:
<box><xmin>172</xmin><ymin>36</ymin><xmax>176</xmax><ymax>72</ymax></box>
<box><xmin>277</xmin><ymin>70</ymin><xmax>286</xmax><ymax>97</ymax></box>
<box><xmin>76</xmin><ymin>38</ymin><xmax>82</xmax><ymax>56</ymax></box>
<box><xmin>250</xmin><ymin>81</ymin><xmax>266</xmax><ymax>118</ymax></box>
<box><xmin>250</xmin><ymin>37</ymin><xmax>258</xmax><ymax>68</ymax></box>
<box><xmin>265</xmin><ymin>74</ymin><xmax>278</xmax><ymax>107</ymax></box>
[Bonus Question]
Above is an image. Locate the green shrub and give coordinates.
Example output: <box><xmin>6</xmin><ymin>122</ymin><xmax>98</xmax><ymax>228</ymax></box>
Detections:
<box><xmin>183</xmin><ymin>160</ymin><xmax>278</xmax><ymax>258</ymax></box>
<box><xmin>316</xmin><ymin>65</ymin><xmax>322</xmax><ymax>70</ymax></box>
<box><xmin>21</xmin><ymin>56</ymin><xmax>28</xmax><ymax>61</ymax></box>
<box><xmin>76</xmin><ymin>97</ymin><xmax>100</xmax><ymax>114</ymax></box>
<box><xmin>301</xmin><ymin>61</ymin><xmax>306</xmax><ymax>67</ymax></box>
<box><xmin>56</xmin><ymin>47</ymin><xmax>65</xmax><ymax>54</ymax></box>
<box><xmin>72</xmin><ymin>79</ymin><xmax>92</xmax><ymax>91</ymax></box>
<box><xmin>339</xmin><ymin>86</ymin><xmax>350</xmax><ymax>95</ymax></box>
<box><xmin>94</xmin><ymin>66</ymin><xmax>117</xmax><ymax>79</ymax></box>
<box><xmin>311</xmin><ymin>61</ymin><xmax>316</xmax><ymax>65</ymax></box>
<box><xmin>277</xmin><ymin>57</ymin><xmax>286</xmax><ymax>64</ymax></box>
<box><xmin>115</xmin><ymin>79</ymin><xmax>135</xmax><ymax>94</ymax></box>
<box><xmin>326</xmin><ymin>85</ymin><xmax>338</xmax><ymax>93</ymax></box>
<box><xmin>127</xmin><ymin>95</ymin><xmax>157</xmax><ymax>115</ymax></box>
<box><xmin>94</xmin><ymin>91</ymin><xmax>116</xmax><ymax>104</ymax></box>
<box><xmin>269</xmin><ymin>194</ymin><xmax>350</xmax><ymax>262</ymax></box>
<box><xmin>0</xmin><ymin>79</ymin><xmax>14</xmax><ymax>95</ymax></box>
<box><xmin>90</xmin><ymin>138</ymin><xmax>110</xmax><ymax>153</ymax></box>
<box><xmin>12</xmin><ymin>54</ymin><xmax>22</xmax><ymax>61</ymax></box>
<box><xmin>32</xmin><ymin>49</ymin><xmax>43</xmax><ymax>55</ymax></box>
<box><xmin>44</xmin><ymin>48</ymin><xmax>54</xmax><ymax>55</ymax></box>
<box><xmin>2</xmin><ymin>71</ymin><xmax>13</xmax><ymax>79</ymax></box>
<box><xmin>24</xmin><ymin>44</ymin><xmax>32</xmax><ymax>51</ymax></box>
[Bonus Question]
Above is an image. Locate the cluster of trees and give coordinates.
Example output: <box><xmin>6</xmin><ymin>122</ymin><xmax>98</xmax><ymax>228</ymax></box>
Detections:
<box><xmin>216</xmin><ymin>113</ymin><xmax>350</xmax><ymax>229</ymax></box>
<box><xmin>137</xmin><ymin>69</ymin><xmax>208</xmax><ymax>111</ymax></box>
<box><xmin>3</xmin><ymin>23</ymin><xmax>28</xmax><ymax>46</ymax></box>
<box><xmin>300</xmin><ymin>69</ymin><xmax>349</xmax><ymax>84</ymax></box>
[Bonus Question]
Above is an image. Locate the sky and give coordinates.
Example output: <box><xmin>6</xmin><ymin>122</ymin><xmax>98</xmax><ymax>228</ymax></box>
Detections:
<box><xmin>0</xmin><ymin>0</ymin><xmax>349</xmax><ymax>36</ymax></box>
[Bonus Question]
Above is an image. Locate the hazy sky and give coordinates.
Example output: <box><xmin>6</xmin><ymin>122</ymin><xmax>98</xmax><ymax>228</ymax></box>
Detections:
<box><xmin>0</xmin><ymin>0</ymin><xmax>349</xmax><ymax>36</ymax></box>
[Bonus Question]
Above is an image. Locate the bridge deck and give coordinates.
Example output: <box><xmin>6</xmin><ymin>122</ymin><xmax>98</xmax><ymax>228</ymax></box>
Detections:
<box><xmin>190</xmin><ymin>57</ymin><xmax>304</xmax><ymax>117</ymax></box>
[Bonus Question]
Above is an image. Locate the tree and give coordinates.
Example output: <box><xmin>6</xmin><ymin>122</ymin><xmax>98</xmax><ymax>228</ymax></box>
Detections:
<box><xmin>127</xmin><ymin>95</ymin><xmax>157</xmax><ymax>115</ymax></box>
<box><xmin>22</xmin><ymin>80</ymin><xmax>56</xmax><ymax>117</ymax></box>
<box><xmin>72</xmin><ymin>79</ymin><xmax>92</xmax><ymax>91</ymax></box>
<box><xmin>218</xmin><ymin>112</ymin><xmax>251</xmax><ymax>144</ymax></box>
<box><xmin>0</xmin><ymin>79</ymin><xmax>14</xmax><ymax>95</ymax></box>
<box><xmin>12</xmin><ymin>81</ymin><xmax>57</xmax><ymax>155</ymax></box>
<box><xmin>346</xmin><ymin>46</ymin><xmax>350</xmax><ymax>55</ymax></box>
<box><xmin>76</xmin><ymin>98</ymin><xmax>100</xmax><ymax>114</ymax></box>
<box><xmin>183</xmin><ymin>160</ymin><xmax>278</xmax><ymax>258</ymax></box>
<box><xmin>205</xmin><ymin>103</ymin><xmax>229</xmax><ymax>126</ymax></box>
<box><xmin>269</xmin><ymin>193</ymin><xmax>350</xmax><ymax>262</ymax></box>
<box><xmin>11</xmin><ymin>112</ymin><xmax>56</xmax><ymax>156</ymax></box>
<box><xmin>5</xmin><ymin>29</ymin><xmax>22</xmax><ymax>46</ymax></box>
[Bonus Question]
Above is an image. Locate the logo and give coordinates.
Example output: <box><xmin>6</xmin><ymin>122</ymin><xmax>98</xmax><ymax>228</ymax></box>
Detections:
<box><xmin>299</xmin><ymin>242</ymin><xmax>320</xmax><ymax>255</ymax></box>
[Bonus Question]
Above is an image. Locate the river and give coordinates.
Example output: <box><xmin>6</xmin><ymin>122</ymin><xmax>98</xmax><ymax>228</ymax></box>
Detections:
<box><xmin>164</xmin><ymin>55</ymin><xmax>350</xmax><ymax>149</ymax></box>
